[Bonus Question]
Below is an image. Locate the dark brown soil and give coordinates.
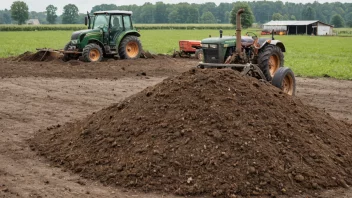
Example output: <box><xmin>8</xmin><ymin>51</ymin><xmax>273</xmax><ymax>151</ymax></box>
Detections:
<box><xmin>31</xmin><ymin>68</ymin><xmax>352</xmax><ymax>197</ymax></box>
<box><xmin>0</xmin><ymin>53</ymin><xmax>196</xmax><ymax>79</ymax></box>
<box><xmin>12</xmin><ymin>51</ymin><xmax>60</xmax><ymax>62</ymax></box>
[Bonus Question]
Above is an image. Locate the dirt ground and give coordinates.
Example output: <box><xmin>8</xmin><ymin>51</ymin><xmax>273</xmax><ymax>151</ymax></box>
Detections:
<box><xmin>0</xmin><ymin>56</ymin><xmax>352</xmax><ymax>198</ymax></box>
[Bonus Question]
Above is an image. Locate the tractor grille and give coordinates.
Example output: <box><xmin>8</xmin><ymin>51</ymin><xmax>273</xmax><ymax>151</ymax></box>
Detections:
<box><xmin>203</xmin><ymin>48</ymin><xmax>219</xmax><ymax>63</ymax></box>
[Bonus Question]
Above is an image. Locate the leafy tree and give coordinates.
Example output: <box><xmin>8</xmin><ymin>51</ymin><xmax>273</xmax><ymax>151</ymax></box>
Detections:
<box><xmin>10</xmin><ymin>1</ymin><xmax>28</xmax><ymax>25</ymax></box>
<box><xmin>272</xmin><ymin>13</ymin><xmax>283</xmax><ymax>20</ymax></box>
<box><xmin>302</xmin><ymin>6</ymin><xmax>316</xmax><ymax>20</ymax></box>
<box><xmin>187</xmin><ymin>7</ymin><xmax>199</xmax><ymax>23</ymax></box>
<box><xmin>200</xmin><ymin>11</ymin><xmax>216</xmax><ymax>23</ymax></box>
<box><xmin>155</xmin><ymin>2</ymin><xmax>168</xmax><ymax>23</ymax></box>
<box><xmin>140</xmin><ymin>2</ymin><xmax>155</xmax><ymax>23</ymax></box>
<box><xmin>1</xmin><ymin>10</ymin><xmax>12</xmax><ymax>24</ymax></box>
<box><xmin>46</xmin><ymin>5</ymin><xmax>57</xmax><ymax>24</ymax></box>
<box><xmin>224</xmin><ymin>11</ymin><xmax>231</xmax><ymax>23</ymax></box>
<box><xmin>346</xmin><ymin>12</ymin><xmax>352</xmax><ymax>27</ymax></box>
<box><xmin>290</xmin><ymin>15</ymin><xmax>296</xmax><ymax>20</ymax></box>
<box><xmin>168</xmin><ymin>10</ymin><xmax>180</xmax><ymax>23</ymax></box>
<box><xmin>175</xmin><ymin>3</ymin><xmax>190</xmax><ymax>23</ymax></box>
<box><xmin>77</xmin><ymin>13</ymin><xmax>86</xmax><ymax>24</ymax></box>
<box><xmin>330</xmin><ymin>14</ymin><xmax>345</xmax><ymax>28</ymax></box>
<box><xmin>199</xmin><ymin>3</ymin><xmax>216</xmax><ymax>15</ymax></box>
<box><xmin>230</xmin><ymin>2</ymin><xmax>254</xmax><ymax>28</ymax></box>
<box><xmin>62</xmin><ymin>4</ymin><xmax>79</xmax><ymax>24</ymax></box>
<box><xmin>217</xmin><ymin>3</ymin><xmax>234</xmax><ymax>23</ymax></box>
<box><xmin>90</xmin><ymin>4</ymin><xmax>118</xmax><ymax>13</ymax></box>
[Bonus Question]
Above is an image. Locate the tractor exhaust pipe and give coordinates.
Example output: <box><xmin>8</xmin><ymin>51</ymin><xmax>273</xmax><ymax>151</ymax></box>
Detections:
<box><xmin>236</xmin><ymin>9</ymin><xmax>244</xmax><ymax>54</ymax></box>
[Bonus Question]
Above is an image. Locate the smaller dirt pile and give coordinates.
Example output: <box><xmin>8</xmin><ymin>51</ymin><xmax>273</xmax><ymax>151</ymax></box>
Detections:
<box><xmin>13</xmin><ymin>51</ymin><xmax>61</xmax><ymax>62</ymax></box>
<box><xmin>31</xmin><ymin>69</ymin><xmax>352</xmax><ymax>197</ymax></box>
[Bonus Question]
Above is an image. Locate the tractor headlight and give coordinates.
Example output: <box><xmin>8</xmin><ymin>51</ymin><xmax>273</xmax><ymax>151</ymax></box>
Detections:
<box><xmin>201</xmin><ymin>43</ymin><xmax>209</xmax><ymax>48</ymax></box>
<box><xmin>209</xmin><ymin>44</ymin><xmax>218</xmax><ymax>49</ymax></box>
<box><xmin>71</xmin><ymin>39</ymin><xmax>78</xmax><ymax>44</ymax></box>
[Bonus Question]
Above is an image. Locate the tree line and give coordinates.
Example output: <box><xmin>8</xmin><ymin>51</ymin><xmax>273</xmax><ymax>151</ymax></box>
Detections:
<box><xmin>0</xmin><ymin>1</ymin><xmax>351</xmax><ymax>28</ymax></box>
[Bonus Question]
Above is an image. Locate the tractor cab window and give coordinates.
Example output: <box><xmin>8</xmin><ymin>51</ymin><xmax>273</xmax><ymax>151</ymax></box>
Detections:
<box><xmin>123</xmin><ymin>15</ymin><xmax>132</xmax><ymax>30</ymax></box>
<box><xmin>110</xmin><ymin>15</ymin><xmax>123</xmax><ymax>30</ymax></box>
<box><xmin>93</xmin><ymin>15</ymin><xmax>109</xmax><ymax>29</ymax></box>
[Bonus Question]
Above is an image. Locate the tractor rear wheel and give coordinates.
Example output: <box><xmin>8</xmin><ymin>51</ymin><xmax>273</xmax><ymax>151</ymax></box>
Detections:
<box><xmin>82</xmin><ymin>43</ymin><xmax>103</xmax><ymax>62</ymax></box>
<box><xmin>118</xmin><ymin>36</ymin><xmax>142</xmax><ymax>59</ymax></box>
<box><xmin>195</xmin><ymin>49</ymin><xmax>204</xmax><ymax>60</ymax></box>
<box><xmin>272</xmin><ymin>67</ymin><xmax>296</xmax><ymax>96</ymax></box>
<box><xmin>258</xmin><ymin>45</ymin><xmax>284</xmax><ymax>81</ymax></box>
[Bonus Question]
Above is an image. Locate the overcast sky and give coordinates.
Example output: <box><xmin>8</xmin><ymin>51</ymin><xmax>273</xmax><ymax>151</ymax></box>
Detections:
<box><xmin>1</xmin><ymin>0</ymin><xmax>351</xmax><ymax>14</ymax></box>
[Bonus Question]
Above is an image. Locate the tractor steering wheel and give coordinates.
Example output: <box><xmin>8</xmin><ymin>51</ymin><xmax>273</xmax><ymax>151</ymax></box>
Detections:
<box><xmin>245</xmin><ymin>32</ymin><xmax>258</xmax><ymax>39</ymax></box>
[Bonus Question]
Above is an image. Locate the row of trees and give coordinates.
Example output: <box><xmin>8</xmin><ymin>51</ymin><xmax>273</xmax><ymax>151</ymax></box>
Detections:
<box><xmin>0</xmin><ymin>1</ymin><xmax>83</xmax><ymax>24</ymax></box>
<box><xmin>1</xmin><ymin>1</ymin><xmax>352</xmax><ymax>28</ymax></box>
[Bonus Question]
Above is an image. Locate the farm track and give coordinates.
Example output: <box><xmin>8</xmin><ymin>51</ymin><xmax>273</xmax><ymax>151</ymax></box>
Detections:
<box><xmin>0</xmin><ymin>56</ymin><xmax>352</xmax><ymax>198</ymax></box>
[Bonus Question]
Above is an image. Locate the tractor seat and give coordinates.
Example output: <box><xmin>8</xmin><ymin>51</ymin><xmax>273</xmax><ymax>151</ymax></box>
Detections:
<box><xmin>241</xmin><ymin>36</ymin><xmax>254</xmax><ymax>47</ymax></box>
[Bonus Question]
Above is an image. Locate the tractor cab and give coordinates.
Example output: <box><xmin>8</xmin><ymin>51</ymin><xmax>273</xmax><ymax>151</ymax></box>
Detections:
<box><xmin>85</xmin><ymin>11</ymin><xmax>134</xmax><ymax>46</ymax></box>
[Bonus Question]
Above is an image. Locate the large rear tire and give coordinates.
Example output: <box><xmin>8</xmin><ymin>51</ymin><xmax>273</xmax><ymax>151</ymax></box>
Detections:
<box><xmin>258</xmin><ymin>45</ymin><xmax>284</xmax><ymax>81</ymax></box>
<box><xmin>82</xmin><ymin>43</ymin><xmax>103</xmax><ymax>62</ymax></box>
<box><xmin>118</xmin><ymin>36</ymin><xmax>142</xmax><ymax>59</ymax></box>
<box><xmin>272</xmin><ymin>67</ymin><xmax>296</xmax><ymax>96</ymax></box>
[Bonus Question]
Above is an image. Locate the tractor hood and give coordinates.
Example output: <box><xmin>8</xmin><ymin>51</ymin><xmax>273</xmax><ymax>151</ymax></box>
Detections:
<box><xmin>71</xmin><ymin>29</ymin><xmax>98</xmax><ymax>40</ymax></box>
<box><xmin>201</xmin><ymin>36</ymin><xmax>236</xmax><ymax>44</ymax></box>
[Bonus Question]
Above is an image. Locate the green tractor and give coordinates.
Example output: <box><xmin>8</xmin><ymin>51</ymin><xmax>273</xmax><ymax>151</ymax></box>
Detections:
<box><xmin>63</xmin><ymin>10</ymin><xmax>142</xmax><ymax>62</ymax></box>
<box><xmin>198</xmin><ymin>9</ymin><xmax>295</xmax><ymax>95</ymax></box>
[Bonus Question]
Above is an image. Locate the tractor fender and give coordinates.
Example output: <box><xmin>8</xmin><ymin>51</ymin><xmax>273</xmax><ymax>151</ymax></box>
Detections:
<box><xmin>257</xmin><ymin>39</ymin><xmax>286</xmax><ymax>52</ymax></box>
<box><xmin>116</xmin><ymin>30</ymin><xmax>141</xmax><ymax>48</ymax></box>
<box><xmin>270</xmin><ymin>40</ymin><xmax>286</xmax><ymax>52</ymax></box>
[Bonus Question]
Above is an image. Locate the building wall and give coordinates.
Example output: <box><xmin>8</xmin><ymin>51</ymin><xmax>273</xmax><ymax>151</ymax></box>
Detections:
<box><xmin>26</xmin><ymin>19</ymin><xmax>40</xmax><ymax>25</ymax></box>
<box><xmin>317</xmin><ymin>23</ymin><xmax>332</xmax><ymax>35</ymax></box>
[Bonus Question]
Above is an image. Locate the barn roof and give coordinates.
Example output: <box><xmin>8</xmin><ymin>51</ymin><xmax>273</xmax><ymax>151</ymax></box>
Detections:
<box><xmin>264</xmin><ymin>20</ymin><xmax>333</xmax><ymax>27</ymax></box>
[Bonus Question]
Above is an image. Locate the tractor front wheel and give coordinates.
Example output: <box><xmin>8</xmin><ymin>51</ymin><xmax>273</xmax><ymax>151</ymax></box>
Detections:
<box><xmin>195</xmin><ymin>49</ymin><xmax>204</xmax><ymax>60</ymax></box>
<box><xmin>272</xmin><ymin>67</ymin><xmax>296</xmax><ymax>96</ymax></box>
<box><xmin>258</xmin><ymin>45</ymin><xmax>284</xmax><ymax>81</ymax></box>
<box><xmin>119</xmin><ymin>36</ymin><xmax>142</xmax><ymax>59</ymax></box>
<box><xmin>63</xmin><ymin>42</ymin><xmax>79</xmax><ymax>62</ymax></box>
<box><xmin>82</xmin><ymin>43</ymin><xmax>103</xmax><ymax>62</ymax></box>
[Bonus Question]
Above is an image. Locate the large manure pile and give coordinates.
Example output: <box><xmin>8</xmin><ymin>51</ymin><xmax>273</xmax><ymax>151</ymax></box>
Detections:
<box><xmin>31</xmin><ymin>69</ymin><xmax>352</xmax><ymax>197</ymax></box>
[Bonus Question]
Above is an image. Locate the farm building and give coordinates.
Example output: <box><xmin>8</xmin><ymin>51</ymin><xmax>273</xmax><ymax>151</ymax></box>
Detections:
<box><xmin>263</xmin><ymin>20</ymin><xmax>333</xmax><ymax>35</ymax></box>
<box><xmin>26</xmin><ymin>19</ymin><xmax>40</xmax><ymax>25</ymax></box>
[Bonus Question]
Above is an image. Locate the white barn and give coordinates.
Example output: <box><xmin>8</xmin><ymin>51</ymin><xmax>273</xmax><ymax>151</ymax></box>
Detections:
<box><xmin>26</xmin><ymin>19</ymin><xmax>40</xmax><ymax>25</ymax></box>
<box><xmin>263</xmin><ymin>20</ymin><xmax>333</xmax><ymax>36</ymax></box>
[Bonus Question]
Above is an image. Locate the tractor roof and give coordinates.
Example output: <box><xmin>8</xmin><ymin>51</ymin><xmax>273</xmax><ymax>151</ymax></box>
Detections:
<box><xmin>94</xmin><ymin>10</ymin><xmax>132</xmax><ymax>15</ymax></box>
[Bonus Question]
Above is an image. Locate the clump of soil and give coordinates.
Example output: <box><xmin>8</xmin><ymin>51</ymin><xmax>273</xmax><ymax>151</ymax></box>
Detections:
<box><xmin>13</xmin><ymin>51</ymin><xmax>61</xmax><ymax>62</ymax></box>
<box><xmin>31</xmin><ymin>69</ymin><xmax>352</xmax><ymax>197</ymax></box>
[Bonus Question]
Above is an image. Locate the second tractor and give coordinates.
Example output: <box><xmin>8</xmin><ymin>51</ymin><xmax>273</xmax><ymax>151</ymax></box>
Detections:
<box><xmin>198</xmin><ymin>9</ymin><xmax>296</xmax><ymax>95</ymax></box>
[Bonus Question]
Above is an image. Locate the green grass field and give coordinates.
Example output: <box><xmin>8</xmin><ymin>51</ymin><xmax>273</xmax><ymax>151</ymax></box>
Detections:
<box><xmin>0</xmin><ymin>29</ymin><xmax>351</xmax><ymax>79</ymax></box>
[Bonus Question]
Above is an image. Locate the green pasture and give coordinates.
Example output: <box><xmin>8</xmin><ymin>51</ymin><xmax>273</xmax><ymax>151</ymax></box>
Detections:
<box><xmin>0</xmin><ymin>29</ymin><xmax>351</xmax><ymax>79</ymax></box>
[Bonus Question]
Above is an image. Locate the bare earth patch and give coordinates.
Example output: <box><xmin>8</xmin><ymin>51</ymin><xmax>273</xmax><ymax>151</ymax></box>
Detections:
<box><xmin>1</xmin><ymin>56</ymin><xmax>352</xmax><ymax>198</ymax></box>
